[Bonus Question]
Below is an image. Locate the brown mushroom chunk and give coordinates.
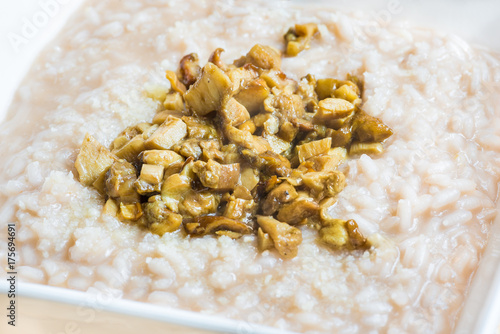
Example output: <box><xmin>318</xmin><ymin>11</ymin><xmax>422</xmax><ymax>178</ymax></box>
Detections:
<box><xmin>105</xmin><ymin>160</ymin><xmax>140</xmax><ymax>203</ymax></box>
<box><xmin>256</xmin><ymin>216</ymin><xmax>302</xmax><ymax>259</ymax></box>
<box><xmin>75</xmin><ymin>134</ymin><xmax>118</xmax><ymax>186</ymax></box>
<box><xmin>262</xmin><ymin>181</ymin><xmax>298</xmax><ymax>215</ymax></box>
<box><xmin>119</xmin><ymin>202</ymin><xmax>143</xmax><ymax>221</ymax></box>
<box><xmin>144</xmin><ymin>198</ymin><xmax>182</xmax><ymax>235</ymax></box>
<box><xmin>353</xmin><ymin>110</ymin><xmax>393</xmax><ymax>143</ymax></box>
<box><xmin>184</xmin><ymin>216</ymin><xmax>251</xmax><ymax>236</ymax></box>
<box><xmin>296</xmin><ymin>138</ymin><xmax>332</xmax><ymax>163</ymax></box>
<box><xmin>226</xmin><ymin>65</ymin><xmax>259</xmax><ymax>93</ymax></box>
<box><xmin>346</xmin><ymin>219</ymin><xmax>367</xmax><ymax>248</ymax></box>
<box><xmin>174</xmin><ymin>138</ymin><xmax>203</xmax><ymax>159</ymax></box>
<box><xmin>208</xmin><ymin>48</ymin><xmax>227</xmax><ymax>70</ymax></box>
<box><xmin>319</xmin><ymin>218</ymin><xmax>368</xmax><ymax>250</ymax></box>
<box><xmin>234</xmin><ymin>78</ymin><xmax>270</xmax><ymax>115</ymax></box>
<box><xmin>142</xmin><ymin>150</ymin><xmax>184</xmax><ymax>169</ymax></box>
<box><xmin>161</xmin><ymin>172</ymin><xmax>192</xmax><ymax>213</ymax></box>
<box><xmin>302</xmin><ymin>171</ymin><xmax>346</xmax><ymax>198</ymax></box>
<box><xmin>306</xmin><ymin>148</ymin><xmax>347</xmax><ymax>172</ymax></box>
<box><xmin>165</xmin><ymin>71</ymin><xmax>187</xmax><ymax>94</ymax></box>
<box><xmin>200</xmin><ymin>140</ymin><xmax>224</xmax><ymax>161</ymax></box>
<box><xmin>349</xmin><ymin>142</ymin><xmax>384</xmax><ymax>155</ymax></box>
<box><xmin>319</xmin><ymin>219</ymin><xmax>349</xmax><ymax>249</ymax></box>
<box><xmin>162</xmin><ymin>92</ymin><xmax>185</xmax><ymax>111</ymax></box>
<box><xmin>145</xmin><ymin>116</ymin><xmax>188</xmax><ymax>150</ymax></box>
<box><xmin>313</xmin><ymin>98</ymin><xmax>355</xmax><ymax>129</ymax></box>
<box><xmin>224</xmin><ymin>197</ymin><xmax>256</xmax><ymax>221</ymax></box>
<box><xmin>193</xmin><ymin>159</ymin><xmax>221</xmax><ymax>188</ymax></box>
<box><xmin>135</xmin><ymin>164</ymin><xmax>164</xmax><ymax>195</ymax></box>
<box><xmin>184</xmin><ymin>62</ymin><xmax>232</xmax><ymax>116</ymax></box>
<box><xmin>276</xmin><ymin>198</ymin><xmax>319</xmax><ymax>225</ymax></box>
<box><xmin>241</xmin><ymin>149</ymin><xmax>291</xmax><ymax>178</ymax></box>
<box><xmin>113</xmin><ymin>135</ymin><xmax>146</xmax><ymax>163</ymax></box>
<box><xmin>315</xmin><ymin>78</ymin><xmax>360</xmax><ymax>101</ymax></box>
<box><xmin>223</xmin><ymin>125</ymin><xmax>272</xmax><ymax>154</ymax></box>
<box><xmin>278</xmin><ymin>121</ymin><xmax>299</xmax><ymax>142</ymax></box>
<box><xmin>284</xmin><ymin>23</ymin><xmax>319</xmax><ymax>57</ymax></box>
<box><xmin>220</xmin><ymin>97</ymin><xmax>250</xmax><ymax>127</ymax></box>
<box><xmin>218</xmin><ymin>163</ymin><xmax>241</xmax><ymax>190</ymax></box>
<box><xmin>243</xmin><ymin>44</ymin><xmax>281</xmax><ymax>70</ymax></box>
<box><xmin>179</xmin><ymin>53</ymin><xmax>201</xmax><ymax>88</ymax></box>
<box><xmin>257</xmin><ymin>227</ymin><xmax>274</xmax><ymax>252</ymax></box>
<box><xmin>193</xmin><ymin>159</ymin><xmax>240</xmax><ymax>190</ymax></box>
<box><xmin>181</xmin><ymin>116</ymin><xmax>218</xmax><ymax>140</ymax></box>
<box><xmin>179</xmin><ymin>191</ymin><xmax>220</xmax><ymax>217</ymax></box>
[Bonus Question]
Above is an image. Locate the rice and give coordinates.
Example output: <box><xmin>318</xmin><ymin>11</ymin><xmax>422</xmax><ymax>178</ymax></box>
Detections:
<box><xmin>0</xmin><ymin>0</ymin><xmax>499</xmax><ymax>333</ymax></box>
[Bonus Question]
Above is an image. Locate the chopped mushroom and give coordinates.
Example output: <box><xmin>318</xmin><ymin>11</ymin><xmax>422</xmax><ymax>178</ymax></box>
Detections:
<box><xmin>119</xmin><ymin>202</ymin><xmax>143</xmax><ymax>221</ymax></box>
<box><xmin>145</xmin><ymin>116</ymin><xmax>188</xmax><ymax>150</ymax></box>
<box><xmin>179</xmin><ymin>53</ymin><xmax>201</xmax><ymax>88</ymax></box>
<box><xmin>105</xmin><ymin>160</ymin><xmax>139</xmax><ymax>203</ymax></box>
<box><xmin>193</xmin><ymin>159</ymin><xmax>240</xmax><ymax>190</ymax></box>
<box><xmin>234</xmin><ymin>78</ymin><xmax>270</xmax><ymax>114</ymax></box>
<box><xmin>319</xmin><ymin>218</ymin><xmax>368</xmax><ymax>250</ymax></box>
<box><xmin>220</xmin><ymin>97</ymin><xmax>250</xmax><ymax>127</ymax></box>
<box><xmin>276</xmin><ymin>198</ymin><xmax>319</xmax><ymax>225</ymax></box>
<box><xmin>75</xmin><ymin>34</ymin><xmax>393</xmax><ymax>257</ymax></box>
<box><xmin>135</xmin><ymin>164</ymin><xmax>164</xmax><ymax>194</ymax></box>
<box><xmin>284</xmin><ymin>23</ymin><xmax>319</xmax><ymax>57</ymax></box>
<box><xmin>256</xmin><ymin>215</ymin><xmax>302</xmax><ymax>259</ymax></box>
<box><xmin>352</xmin><ymin>110</ymin><xmax>393</xmax><ymax>143</ymax></box>
<box><xmin>296</xmin><ymin>138</ymin><xmax>332</xmax><ymax>163</ymax></box>
<box><xmin>241</xmin><ymin>150</ymin><xmax>291</xmax><ymax>177</ymax></box>
<box><xmin>113</xmin><ymin>134</ymin><xmax>146</xmax><ymax>162</ymax></box>
<box><xmin>223</xmin><ymin>197</ymin><xmax>256</xmax><ymax>221</ymax></box>
<box><xmin>144</xmin><ymin>197</ymin><xmax>182</xmax><ymax>236</ymax></box>
<box><xmin>184</xmin><ymin>216</ymin><xmax>251</xmax><ymax>236</ymax></box>
<box><xmin>349</xmin><ymin>142</ymin><xmax>384</xmax><ymax>155</ymax></box>
<box><xmin>262</xmin><ymin>181</ymin><xmax>298</xmax><ymax>215</ymax></box>
<box><xmin>184</xmin><ymin>62</ymin><xmax>232</xmax><ymax>115</ymax></box>
<box><xmin>75</xmin><ymin>134</ymin><xmax>117</xmax><ymax>186</ymax></box>
<box><xmin>163</xmin><ymin>92</ymin><xmax>185</xmax><ymax>111</ymax></box>
<box><xmin>208</xmin><ymin>48</ymin><xmax>227</xmax><ymax>70</ymax></box>
<box><xmin>179</xmin><ymin>191</ymin><xmax>220</xmax><ymax>217</ymax></box>
<box><xmin>242</xmin><ymin>44</ymin><xmax>281</xmax><ymax>70</ymax></box>
<box><xmin>257</xmin><ymin>227</ymin><xmax>274</xmax><ymax>252</ymax></box>
<box><xmin>313</xmin><ymin>98</ymin><xmax>355</xmax><ymax>129</ymax></box>
<box><xmin>142</xmin><ymin>149</ymin><xmax>184</xmax><ymax>168</ymax></box>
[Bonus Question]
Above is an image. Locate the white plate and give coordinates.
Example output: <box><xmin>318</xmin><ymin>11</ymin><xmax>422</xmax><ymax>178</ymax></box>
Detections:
<box><xmin>1</xmin><ymin>1</ymin><xmax>500</xmax><ymax>333</ymax></box>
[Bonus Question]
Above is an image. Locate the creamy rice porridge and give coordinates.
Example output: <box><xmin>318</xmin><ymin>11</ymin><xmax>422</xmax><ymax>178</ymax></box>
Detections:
<box><xmin>1</xmin><ymin>1</ymin><xmax>500</xmax><ymax>333</ymax></box>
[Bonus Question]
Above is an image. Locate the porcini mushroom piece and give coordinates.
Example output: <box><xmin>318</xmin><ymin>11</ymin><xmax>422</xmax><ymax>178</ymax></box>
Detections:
<box><xmin>178</xmin><ymin>53</ymin><xmax>201</xmax><ymax>88</ymax></box>
<box><xmin>184</xmin><ymin>62</ymin><xmax>232</xmax><ymax>116</ymax></box>
<box><xmin>262</xmin><ymin>181</ymin><xmax>298</xmax><ymax>215</ymax></box>
<box><xmin>256</xmin><ymin>216</ymin><xmax>302</xmax><ymax>259</ymax></box>
<box><xmin>75</xmin><ymin>134</ymin><xmax>118</xmax><ymax>186</ymax></box>
<box><xmin>105</xmin><ymin>160</ymin><xmax>140</xmax><ymax>203</ymax></box>
<box><xmin>145</xmin><ymin>116</ymin><xmax>188</xmax><ymax>150</ymax></box>
<box><xmin>276</xmin><ymin>198</ymin><xmax>319</xmax><ymax>225</ymax></box>
<box><xmin>144</xmin><ymin>198</ymin><xmax>182</xmax><ymax>235</ymax></box>
<box><xmin>296</xmin><ymin>138</ymin><xmax>332</xmax><ymax>163</ymax></box>
<box><xmin>220</xmin><ymin>97</ymin><xmax>250</xmax><ymax>127</ymax></box>
<box><xmin>244</xmin><ymin>44</ymin><xmax>281</xmax><ymax>70</ymax></box>
<box><xmin>184</xmin><ymin>216</ymin><xmax>251</xmax><ymax>236</ymax></box>
<box><xmin>284</xmin><ymin>23</ymin><xmax>319</xmax><ymax>57</ymax></box>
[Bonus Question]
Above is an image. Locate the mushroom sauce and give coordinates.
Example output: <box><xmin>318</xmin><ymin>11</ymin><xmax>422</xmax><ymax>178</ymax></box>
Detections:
<box><xmin>74</xmin><ymin>28</ymin><xmax>393</xmax><ymax>259</ymax></box>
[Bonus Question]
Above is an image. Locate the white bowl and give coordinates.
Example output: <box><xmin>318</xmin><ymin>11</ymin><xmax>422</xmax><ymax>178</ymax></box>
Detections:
<box><xmin>1</xmin><ymin>1</ymin><xmax>500</xmax><ymax>333</ymax></box>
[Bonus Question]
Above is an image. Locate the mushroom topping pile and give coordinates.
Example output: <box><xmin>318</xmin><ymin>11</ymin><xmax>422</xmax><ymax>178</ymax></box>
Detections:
<box><xmin>75</xmin><ymin>24</ymin><xmax>393</xmax><ymax>259</ymax></box>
